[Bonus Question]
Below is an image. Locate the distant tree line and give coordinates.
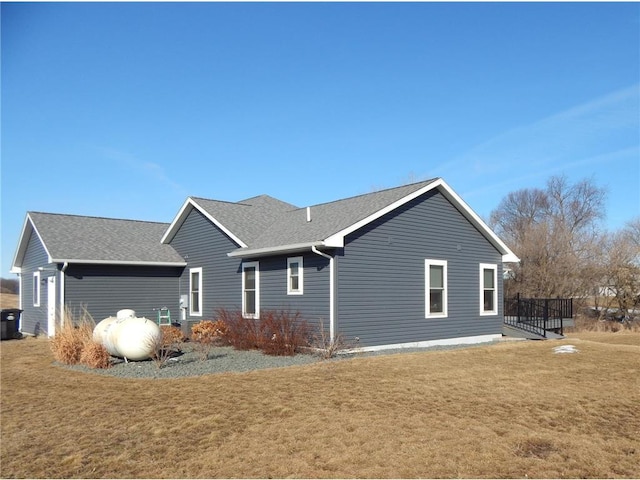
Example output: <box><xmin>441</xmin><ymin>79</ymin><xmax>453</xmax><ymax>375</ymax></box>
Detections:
<box><xmin>490</xmin><ymin>174</ymin><xmax>639</xmax><ymax>321</ymax></box>
<box><xmin>1</xmin><ymin>278</ymin><xmax>19</xmax><ymax>294</ymax></box>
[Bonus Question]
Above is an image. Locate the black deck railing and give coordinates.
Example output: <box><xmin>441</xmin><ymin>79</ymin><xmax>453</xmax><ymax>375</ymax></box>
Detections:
<box><xmin>504</xmin><ymin>294</ymin><xmax>573</xmax><ymax>337</ymax></box>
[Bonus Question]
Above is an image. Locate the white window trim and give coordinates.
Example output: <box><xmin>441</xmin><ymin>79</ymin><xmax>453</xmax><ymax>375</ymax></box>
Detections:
<box><xmin>287</xmin><ymin>256</ymin><xmax>304</xmax><ymax>295</ymax></box>
<box><xmin>425</xmin><ymin>259</ymin><xmax>448</xmax><ymax>318</ymax></box>
<box><xmin>189</xmin><ymin>267</ymin><xmax>203</xmax><ymax>317</ymax></box>
<box><xmin>480</xmin><ymin>263</ymin><xmax>498</xmax><ymax>316</ymax></box>
<box><xmin>242</xmin><ymin>261</ymin><xmax>260</xmax><ymax>319</ymax></box>
<box><xmin>33</xmin><ymin>271</ymin><xmax>41</xmax><ymax>307</ymax></box>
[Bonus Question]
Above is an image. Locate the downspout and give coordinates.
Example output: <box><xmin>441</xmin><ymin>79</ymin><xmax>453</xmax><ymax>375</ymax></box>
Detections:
<box><xmin>311</xmin><ymin>246</ymin><xmax>335</xmax><ymax>343</ymax></box>
<box><xmin>60</xmin><ymin>262</ymin><xmax>68</xmax><ymax>327</ymax></box>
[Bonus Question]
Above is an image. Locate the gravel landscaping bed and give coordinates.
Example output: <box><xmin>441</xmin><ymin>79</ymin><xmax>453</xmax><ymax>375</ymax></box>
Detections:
<box><xmin>58</xmin><ymin>341</ymin><xmax>498</xmax><ymax>379</ymax></box>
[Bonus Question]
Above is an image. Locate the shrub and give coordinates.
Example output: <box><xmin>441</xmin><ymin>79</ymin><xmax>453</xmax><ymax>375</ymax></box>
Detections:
<box><xmin>217</xmin><ymin>308</ymin><xmax>261</xmax><ymax>351</ymax></box>
<box><xmin>50</xmin><ymin>307</ymin><xmax>95</xmax><ymax>365</ymax></box>
<box><xmin>191</xmin><ymin>320</ymin><xmax>228</xmax><ymax>342</ymax></box>
<box><xmin>80</xmin><ymin>341</ymin><xmax>112</xmax><ymax>369</ymax></box>
<box><xmin>161</xmin><ymin>325</ymin><xmax>187</xmax><ymax>346</ymax></box>
<box><xmin>190</xmin><ymin>320</ymin><xmax>228</xmax><ymax>360</ymax></box>
<box><xmin>259</xmin><ymin>309</ymin><xmax>310</xmax><ymax>356</ymax></box>
<box><xmin>216</xmin><ymin>308</ymin><xmax>311</xmax><ymax>356</ymax></box>
<box><xmin>312</xmin><ymin>318</ymin><xmax>361</xmax><ymax>359</ymax></box>
<box><xmin>147</xmin><ymin>326</ymin><xmax>186</xmax><ymax>369</ymax></box>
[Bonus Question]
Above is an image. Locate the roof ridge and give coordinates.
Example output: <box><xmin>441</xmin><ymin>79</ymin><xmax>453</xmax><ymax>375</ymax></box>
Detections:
<box><xmin>189</xmin><ymin>196</ymin><xmax>252</xmax><ymax>206</ymax></box>
<box><xmin>28</xmin><ymin>211</ymin><xmax>169</xmax><ymax>225</ymax></box>
<box><xmin>301</xmin><ymin>177</ymin><xmax>440</xmax><ymax>209</ymax></box>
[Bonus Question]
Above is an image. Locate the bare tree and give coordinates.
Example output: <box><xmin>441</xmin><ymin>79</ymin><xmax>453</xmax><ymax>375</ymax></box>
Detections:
<box><xmin>490</xmin><ymin>175</ymin><xmax>606</xmax><ymax>299</ymax></box>
<box><xmin>596</xmin><ymin>218</ymin><xmax>640</xmax><ymax>321</ymax></box>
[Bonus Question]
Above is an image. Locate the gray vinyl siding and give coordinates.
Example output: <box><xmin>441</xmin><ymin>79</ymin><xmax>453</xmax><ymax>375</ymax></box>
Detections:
<box><xmin>19</xmin><ymin>231</ymin><xmax>50</xmax><ymax>335</ymax></box>
<box><xmin>337</xmin><ymin>190</ymin><xmax>503</xmax><ymax>347</ymax></box>
<box><xmin>169</xmin><ymin>208</ymin><xmax>242</xmax><ymax>326</ymax></box>
<box><xmin>257</xmin><ymin>252</ymin><xmax>330</xmax><ymax>327</ymax></box>
<box><xmin>63</xmin><ymin>265</ymin><xmax>182</xmax><ymax>324</ymax></box>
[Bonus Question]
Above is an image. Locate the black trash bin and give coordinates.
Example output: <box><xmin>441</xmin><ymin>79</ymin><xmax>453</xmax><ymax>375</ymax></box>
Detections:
<box><xmin>1</xmin><ymin>309</ymin><xmax>22</xmax><ymax>340</ymax></box>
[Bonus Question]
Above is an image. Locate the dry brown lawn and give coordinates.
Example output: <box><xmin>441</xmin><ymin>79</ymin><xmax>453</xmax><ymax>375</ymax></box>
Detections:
<box><xmin>0</xmin><ymin>293</ymin><xmax>18</xmax><ymax>309</ymax></box>
<box><xmin>1</xmin><ymin>332</ymin><xmax>639</xmax><ymax>478</ymax></box>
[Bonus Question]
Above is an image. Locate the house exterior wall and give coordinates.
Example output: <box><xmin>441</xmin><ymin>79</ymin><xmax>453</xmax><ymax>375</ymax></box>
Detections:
<box><xmin>257</xmin><ymin>252</ymin><xmax>331</xmax><ymax>327</ymax></box>
<box><xmin>336</xmin><ymin>190</ymin><xmax>503</xmax><ymax>348</ymax></box>
<box><xmin>63</xmin><ymin>265</ymin><xmax>182</xmax><ymax>324</ymax></box>
<box><xmin>18</xmin><ymin>231</ymin><xmax>50</xmax><ymax>335</ymax></box>
<box><xmin>169</xmin><ymin>208</ymin><xmax>242</xmax><ymax>326</ymax></box>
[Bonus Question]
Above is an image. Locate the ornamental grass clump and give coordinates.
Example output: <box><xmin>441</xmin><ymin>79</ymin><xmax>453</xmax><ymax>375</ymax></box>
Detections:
<box><xmin>50</xmin><ymin>307</ymin><xmax>95</xmax><ymax>365</ymax></box>
<box><xmin>79</xmin><ymin>340</ymin><xmax>112</xmax><ymax>369</ymax></box>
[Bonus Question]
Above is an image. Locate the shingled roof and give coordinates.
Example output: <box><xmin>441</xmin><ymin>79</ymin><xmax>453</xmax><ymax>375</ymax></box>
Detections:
<box><xmin>12</xmin><ymin>212</ymin><xmax>186</xmax><ymax>270</ymax></box>
<box><xmin>12</xmin><ymin>178</ymin><xmax>519</xmax><ymax>271</ymax></box>
<box><xmin>162</xmin><ymin>178</ymin><xmax>519</xmax><ymax>262</ymax></box>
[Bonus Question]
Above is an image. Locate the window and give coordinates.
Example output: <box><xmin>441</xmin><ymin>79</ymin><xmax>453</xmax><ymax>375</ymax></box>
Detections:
<box><xmin>33</xmin><ymin>271</ymin><xmax>41</xmax><ymax>307</ymax></box>
<box><xmin>287</xmin><ymin>257</ymin><xmax>304</xmax><ymax>295</ymax></box>
<box><xmin>242</xmin><ymin>262</ymin><xmax>259</xmax><ymax>318</ymax></box>
<box><xmin>189</xmin><ymin>268</ymin><xmax>202</xmax><ymax>316</ymax></box>
<box><xmin>480</xmin><ymin>263</ymin><xmax>498</xmax><ymax>315</ymax></box>
<box><xmin>425</xmin><ymin>259</ymin><xmax>447</xmax><ymax>318</ymax></box>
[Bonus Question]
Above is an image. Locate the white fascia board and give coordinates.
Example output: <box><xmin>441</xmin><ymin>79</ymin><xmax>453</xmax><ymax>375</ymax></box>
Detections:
<box><xmin>161</xmin><ymin>197</ymin><xmax>248</xmax><ymax>248</ymax></box>
<box><xmin>11</xmin><ymin>214</ymin><xmax>54</xmax><ymax>270</ymax></box>
<box><xmin>435</xmin><ymin>180</ymin><xmax>520</xmax><ymax>263</ymax></box>
<box><xmin>227</xmin><ymin>242</ymin><xmax>325</xmax><ymax>259</ymax></box>
<box><xmin>49</xmin><ymin>259</ymin><xmax>188</xmax><ymax>267</ymax></box>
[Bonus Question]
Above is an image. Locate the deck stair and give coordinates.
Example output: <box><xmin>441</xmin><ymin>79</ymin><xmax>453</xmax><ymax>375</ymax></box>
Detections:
<box><xmin>503</xmin><ymin>295</ymin><xmax>573</xmax><ymax>340</ymax></box>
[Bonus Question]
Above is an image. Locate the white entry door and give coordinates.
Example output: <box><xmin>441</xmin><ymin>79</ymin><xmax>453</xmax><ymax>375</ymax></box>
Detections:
<box><xmin>47</xmin><ymin>276</ymin><xmax>56</xmax><ymax>336</ymax></box>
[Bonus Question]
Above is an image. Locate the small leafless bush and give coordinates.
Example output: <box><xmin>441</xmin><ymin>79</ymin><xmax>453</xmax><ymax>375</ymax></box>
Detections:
<box><xmin>312</xmin><ymin>318</ymin><xmax>361</xmax><ymax>359</ymax></box>
<box><xmin>146</xmin><ymin>326</ymin><xmax>185</xmax><ymax>369</ymax></box>
<box><xmin>259</xmin><ymin>310</ymin><xmax>311</xmax><ymax>356</ymax></box>
<box><xmin>190</xmin><ymin>320</ymin><xmax>228</xmax><ymax>360</ymax></box>
<box><xmin>217</xmin><ymin>308</ymin><xmax>261</xmax><ymax>350</ymax></box>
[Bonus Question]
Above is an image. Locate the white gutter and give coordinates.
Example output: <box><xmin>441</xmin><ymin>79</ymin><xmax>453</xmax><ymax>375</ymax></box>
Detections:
<box><xmin>228</xmin><ymin>241</ymin><xmax>325</xmax><ymax>259</ymax></box>
<box><xmin>60</xmin><ymin>262</ymin><xmax>68</xmax><ymax>326</ymax></box>
<box><xmin>311</xmin><ymin>246</ymin><xmax>335</xmax><ymax>344</ymax></box>
<box><xmin>48</xmin><ymin>259</ymin><xmax>187</xmax><ymax>267</ymax></box>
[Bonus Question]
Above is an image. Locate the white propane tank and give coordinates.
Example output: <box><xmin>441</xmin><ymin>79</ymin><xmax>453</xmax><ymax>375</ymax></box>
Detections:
<box><xmin>94</xmin><ymin>310</ymin><xmax>162</xmax><ymax>361</ymax></box>
<box><xmin>116</xmin><ymin>309</ymin><xmax>136</xmax><ymax>320</ymax></box>
<box><xmin>93</xmin><ymin>316</ymin><xmax>117</xmax><ymax>345</ymax></box>
<box><xmin>116</xmin><ymin>317</ymin><xmax>161</xmax><ymax>361</ymax></box>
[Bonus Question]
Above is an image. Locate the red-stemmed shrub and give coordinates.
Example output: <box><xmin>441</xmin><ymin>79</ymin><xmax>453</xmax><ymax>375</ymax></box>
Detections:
<box><xmin>216</xmin><ymin>308</ymin><xmax>310</xmax><ymax>356</ymax></box>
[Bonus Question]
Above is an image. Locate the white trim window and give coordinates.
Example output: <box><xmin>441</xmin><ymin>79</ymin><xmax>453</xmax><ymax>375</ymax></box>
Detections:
<box><xmin>33</xmin><ymin>271</ymin><xmax>41</xmax><ymax>307</ymax></box>
<box><xmin>480</xmin><ymin>263</ymin><xmax>498</xmax><ymax>315</ymax></box>
<box><xmin>189</xmin><ymin>267</ymin><xmax>203</xmax><ymax>317</ymax></box>
<box><xmin>425</xmin><ymin>259</ymin><xmax>447</xmax><ymax>318</ymax></box>
<box><xmin>287</xmin><ymin>256</ymin><xmax>304</xmax><ymax>295</ymax></box>
<box><xmin>242</xmin><ymin>261</ymin><xmax>260</xmax><ymax>318</ymax></box>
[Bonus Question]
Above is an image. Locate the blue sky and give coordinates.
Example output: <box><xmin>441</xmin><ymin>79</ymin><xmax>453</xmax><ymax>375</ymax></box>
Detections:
<box><xmin>2</xmin><ymin>2</ymin><xmax>639</xmax><ymax>277</ymax></box>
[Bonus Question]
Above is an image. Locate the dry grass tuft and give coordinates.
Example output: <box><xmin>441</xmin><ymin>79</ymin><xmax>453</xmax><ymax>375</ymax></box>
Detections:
<box><xmin>49</xmin><ymin>307</ymin><xmax>94</xmax><ymax>365</ymax></box>
<box><xmin>514</xmin><ymin>437</ymin><xmax>559</xmax><ymax>459</ymax></box>
<box><xmin>572</xmin><ymin>313</ymin><xmax>640</xmax><ymax>333</ymax></box>
<box><xmin>79</xmin><ymin>341</ymin><xmax>111</xmax><ymax>369</ymax></box>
